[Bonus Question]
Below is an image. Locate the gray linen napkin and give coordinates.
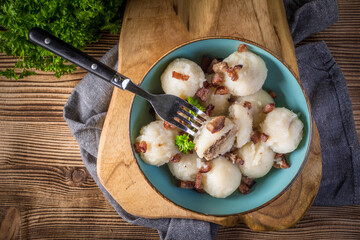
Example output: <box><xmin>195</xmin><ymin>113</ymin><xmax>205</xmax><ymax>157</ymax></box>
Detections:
<box><xmin>63</xmin><ymin>0</ymin><xmax>360</xmax><ymax>239</ymax></box>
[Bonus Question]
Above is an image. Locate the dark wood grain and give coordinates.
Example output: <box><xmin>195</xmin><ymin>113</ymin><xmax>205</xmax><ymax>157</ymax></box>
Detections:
<box><xmin>1</xmin><ymin>0</ymin><xmax>360</xmax><ymax>239</ymax></box>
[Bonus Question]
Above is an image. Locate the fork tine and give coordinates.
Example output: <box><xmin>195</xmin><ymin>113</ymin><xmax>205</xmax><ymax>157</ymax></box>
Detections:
<box><xmin>180</xmin><ymin>100</ymin><xmax>210</xmax><ymax>121</ymax></box>
<box><xmin>177</xmin><ymin>108</ymin><xmax>203</xmax><ymax>125</ymax></box>
<box><xmin>169</xmin><ymin>119</ymin><xmax>196</xmax><ymax>136</ymax></box>
<box><xmin>175</xmin><ymin>114</ymin><xmax>200</xmax><ymax>130</ymax></box>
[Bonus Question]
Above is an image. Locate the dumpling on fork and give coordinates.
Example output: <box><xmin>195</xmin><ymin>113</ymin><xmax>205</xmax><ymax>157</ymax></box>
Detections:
<box><xmin>194</xmin><ymin>116</ymin><xmax>236</xmax><ymax>161</ymax></box>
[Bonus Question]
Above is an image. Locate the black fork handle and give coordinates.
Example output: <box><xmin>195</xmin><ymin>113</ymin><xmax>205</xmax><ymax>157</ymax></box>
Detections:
<box><xmin>28</xmin><ymin>27</ymin><xmax>128</xmax><ymax>89</ymax></box>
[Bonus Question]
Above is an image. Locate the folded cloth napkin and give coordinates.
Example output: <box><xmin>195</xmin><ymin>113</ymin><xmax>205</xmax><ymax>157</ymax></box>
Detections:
<box><xmin>63</xmin><ymin>0</ymin><xmax>360</xmax><ymax>239</ymax></box>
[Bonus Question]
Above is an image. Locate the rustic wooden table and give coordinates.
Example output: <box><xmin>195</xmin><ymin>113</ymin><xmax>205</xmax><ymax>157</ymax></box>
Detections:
<box><xmin>1</xmin><ymin>1</ymin><xmax>359</xmax><ymax>239</ymax></box>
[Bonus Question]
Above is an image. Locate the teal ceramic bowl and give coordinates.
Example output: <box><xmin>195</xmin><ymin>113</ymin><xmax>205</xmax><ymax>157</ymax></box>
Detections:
<box><xmin>129</xmin><ymin>37</ymin><xmax>312</xmax><ymax>216</ymax></box>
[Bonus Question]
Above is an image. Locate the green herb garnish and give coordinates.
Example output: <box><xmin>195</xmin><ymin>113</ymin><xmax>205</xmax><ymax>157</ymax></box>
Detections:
<box><xmin>175</xmin><ymin>134</ymin><xmax>195</xmax><ymax>154</ymax></box>
<box><xmin>0</xmin><ymin>0</ymin><xmax>124</xmax><ymax>80</ymax></box>
<box><xmin>187</xmin><ymin>97</ymin><xmax>205</xmax><ymax>116</ymax></box>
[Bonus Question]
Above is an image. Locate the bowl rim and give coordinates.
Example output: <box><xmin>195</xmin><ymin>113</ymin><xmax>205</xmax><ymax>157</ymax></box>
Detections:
<box><xmin>128</xmin><ymin>36</ymin><xmax>313</xmax><ymax>216</ymax></box>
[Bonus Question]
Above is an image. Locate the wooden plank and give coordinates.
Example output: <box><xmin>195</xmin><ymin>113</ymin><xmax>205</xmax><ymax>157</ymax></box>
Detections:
<box><xmin>0</xmin><ymin>0</ymin><xmax>359</xmax><ymax>238</ymax></box>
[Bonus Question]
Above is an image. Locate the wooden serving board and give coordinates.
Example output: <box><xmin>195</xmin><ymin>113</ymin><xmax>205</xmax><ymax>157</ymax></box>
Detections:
<box><xmin>97</xmin><ymin>0</ymin><xmax>322</xmax><ymax>229</ymax></box>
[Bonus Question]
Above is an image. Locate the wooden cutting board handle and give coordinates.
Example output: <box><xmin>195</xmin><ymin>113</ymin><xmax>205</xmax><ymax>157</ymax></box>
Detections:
<box><xmin>97</xmin><ymin>0</ymin><xmax>322</xmax><ymax>229</ymax></box>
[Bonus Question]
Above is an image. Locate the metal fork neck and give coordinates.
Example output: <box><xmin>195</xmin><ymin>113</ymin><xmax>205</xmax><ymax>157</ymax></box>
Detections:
<box><xmin>111</xmin><ymin>74</ymin><xmax>154</xmax><ymax>101</ymax></box>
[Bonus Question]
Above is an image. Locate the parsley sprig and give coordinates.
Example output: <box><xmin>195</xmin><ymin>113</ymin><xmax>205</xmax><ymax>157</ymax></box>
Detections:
<box><xmin>187</xmin><ymin>97</ymin><xmax>205</xmax><ymax>116</ymax></box>
<box><xmin>0</xmin><ymin>0</ymin><xmax>124</xmax><ymax>80</ymax></box>
<box><xmin>175</xmin><ymin>134</ymin><xmax>195</xmax><ymax>154</ymax></box>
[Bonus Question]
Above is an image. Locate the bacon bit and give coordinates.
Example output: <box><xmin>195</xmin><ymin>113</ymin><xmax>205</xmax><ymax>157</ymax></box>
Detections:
<box><xmin>163</xmin><ymin>121</ymin><xmax>175</xmax><ymax>130</ymax></box>
<box><xmin>205</xmin><ymin>104</ymin><xmax>215</xmax><ymax>116</ymax></box>
<box><xmin>172</xmin><ymin>71</ymin><xmax>190</xmax><ymax>81</ymax></box>
<box><xmin>208</xmin><ymin>58</ymin><xmax>220</xmax><ymax>74</ymax></box>
<box><xmin>178</xmin><ymin>181</ymin><xmax>195</xmax><ymax>189</ymax></box>
<box><xmin>268</xmin><ymin>90</ymin><xmax>277</xmax><ymax>99</ymax></box>
<box><xmin>199</xmin><ymin>163</ymin><xmax>211</xmax><ymax>173</ymax></box>
<box><xmin>170</xmin><ymin>153</ymin><xmax>182</xmax><ymax>163</ymax></box>
<box><xmin>224</xmin><ymin>152</ymin><xmax>236</xmax><ymax>163</ymax></box>
<box><xmin>237</xmin><ymin>44</ymin><xmax>247</xmax><ymax>53</ymax></box>
<box><xmin>224</xmin><ymin>152</ymin><xmax>243</xmax><ymax>165</ymax></box>
<box><xmin>134</xmin><ymin>141</ymin><xmax>147</xmax><ymax>153</ymax></box>
<box><xmin>206</xmin><ymin>116</ymin><xmax>226</xmax><ymax>134</ymax></box>
<box><xmin>250</xmin><ymin>130</ymin><xmax>261</xmax><ymax>144</ymax></box>
<box><xmin>273</xmin><ymin>153</ymin><xmax>290</xmax><ymax>169</ymax></box>
<box><xmin>263</xmin><ymin>103</ymin><xmax>275</xmax><ymax>113</ymax></box>
<box><xmin>211</xmin><ymin>72</ymin><xmax>224</xmax><ymax>86</ymax></box>
<box><xmin>238</xmin><ymin>158</ymin><xmax>244</xmax><ymax>165</ymax></box>
<box><xmin>195</xmin><ymin>173</ymin><xmax>203</xmax><ymax>190</ymax></box>
<box><xmin>260</xmin><ymin>133</ymin><xmax>269</xmax><ymax>142</ymax></box>
<box><xmin>243</xmin><ymin>101</ymin><xmax>252</xmax><ymax>110</ymax></box>
<box><xmin>203</xmin><ymin>81</ymin><xmax>210</xmax><ymax>88</ymax></box>
<box><xmin>213</xmin><ymin>62</ymin><xmax>229</xmax><ymax>73</ymax></box>
<box><xmin>215</xmin><ymin>86</ymin><xmax>229</xmax><ymax>95</ymax></box>
<box><xmin>195</xmin><ymin>87</ymin><xmax>211</xmax><ymax>102</ymax></box>
<box><xmin>228</xmin><ymin>96</ymin><xmax>236</xmax><ymax>104</ymax></box>
<box><xmin>201</xmin><ymin>55</ymin><xmax>212</xmax><ymax>72</ymax></box>
<box><xmin>226</xmin><ymin>67</ymin><xmax>238</xmax><ymax>81</ymax></box>
<box><xmin>229</xmin><ymin>146</ymin><xmax>237</xmax><ymax>153</ymax></box>
<box><xmin>241</xmin><ymin>176</ymin><xmax>256</xmax><ymax>188</ymax></box>
<box><xmin>239</xmin><ymin>182</ymin><xmax>250</xmax><ymax>194</ymax></box>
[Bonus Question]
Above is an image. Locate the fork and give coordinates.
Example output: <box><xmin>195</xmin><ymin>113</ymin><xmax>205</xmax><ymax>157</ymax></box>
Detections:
<box><xmin>28</xmin><ymin>27</ymin><xmax>208</xmax><ymax>136</ymax></box>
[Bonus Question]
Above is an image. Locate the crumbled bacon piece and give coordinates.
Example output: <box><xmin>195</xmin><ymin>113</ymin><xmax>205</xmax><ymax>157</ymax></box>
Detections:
<box><xmin>250</xmin><ymin>130</ymin><xmax>261</xmax><ymax>144</ymax></box>
<box><xmin>206</xmin><ymin>116</ymin><xmax>225</xmax><ymax>134</ymax></box>
<box><xmin>273</xmin><ymin>153</ymin><xmax>290</xmax><ymax>169</ymax></box>
<box><xmin>196</xmin><ymin>87</ymin><xmax>211</xmax><ymax>102</ymax></box>
<box><xmin>203</xmin><ymin>81</ymin><xmax>210</xmax><ymax>88</ymax></box>
<box><xmin>199</xmin><ymin>163</ymin><xmax>211</xmax><ymax>173</ymax></box>
<box><xmin>241</xmin><ymin>176</ymin><xmax>256</xmax><ymax>188</ymax></box>
<box><xmin>226</xmin><ymin>67</ymin><xmax>238</xmax><ymax>81</ymax></box>
<box><xmin>229</xmin><ymin>146</ymin><xmax>237</xmax><ymax>153</ymax></box>
<box><xmin>238</xmin><ymin>158</ymin><xmax>244</xmax><ymax>165</ymax></box>
<box><xmin>215</xmin><ymin>86</ymin><xmax>229</xmax><ymax>95</ymax></box>
<box><xmin>263</xmin><ymin>103</ymin><xmax>275</xmax><ymax>113</ymax></box>
<box><xmin>237</xmin><ymin>44</ymin><xmax>247</xmax><ymax>53</ymax></box>
<box><xmin>201</xmin><ymin>55</ymin><xmax>212</xmax><ymax>72</ymax></box>
<box><xmin>224</xmin><ymin>152</ymin><xmax>243</xmax><ymax>164</ymax></box>
<box><xmin>228</xmin><ymin>96</ymin><xmax>236</xmax><ymax>104</ymax></box>
<box><xmin>268</xmin><ymin>90</ymin><xmax>277</xmax><ymax>99</ymax></box>
<box><xmin>243</xmin><ymin>101</ymin><xmax>252</xmax><ymax>110</ymax></box>
<box><xmin>178</xmin><ymin>181</ymin><xmax>195</xmax><ymax>189</ymax></box>
<box><xmin>213</xmin><ymin>62</ymin><xmax>229</xmax><ymax>73</ymax></box>
<box><xmin>172</xmin><ymin>71</ymin><xmax>190</xmax><ymax>81</ymax></box>
<box><xmin>208</xmin><ymin>58</ymin><xmax>220</xmax><ymax>74</ymax></box>
<box><xmin>170</xmin><ymin>153</ymin><xmax>181</xmax><ymax>163</ymax></box>
<box><xmin>195</xmin><ymin>173</ymin><xmax>203</xmax><ymax>190</ymax></box>
<box><xmin>239</xmin><ymin>182</ymin><xmax>250</xmax><ymax>194</ymax></box>
<box><xmin>205</xmin><ymin>104</ymin><xmax>215</xmax><ymax>116</ymax></box>
<box><xmin>211</xmin><ymin>72</ymin><xmax>224</xmax><ymax>86</ymax></box>
<box><xmin>134</xmin><ymin>141</ymin><xmax>147</xmax><ymax>153</ymax></box>
<box><xmin>163</xmin><ymin>121</ymin><xmax>175</xmax><ymax>129</ymax></box>
<box><xmin>260</xmin><ymin>133</ymin><xmax>269</xmax><ymax>142</ymax></box>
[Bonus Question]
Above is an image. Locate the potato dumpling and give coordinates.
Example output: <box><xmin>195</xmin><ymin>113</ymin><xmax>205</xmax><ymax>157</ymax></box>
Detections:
<box><xmin>261</xmin><ymin>107</ymin><xmax>304</xmax><ymax>153</ymax></box>
<box><xmin>223</xmin><ymin>51</ymin><xmax>267</xmax><ymax>97</ymax></box>
<box><xmin>237</xmin><ymin>141</ymin><xmax>275</xmax><ymax>179</ymax></box>
<box><xmin>161</xmin><ymin>58</ymin><xmax>206</xmax><ymax>99</ymax></box>
<box><xmin>202</xmin><ymin>156</ymin><xmax>242</xmax><ymax>198</ymax></box>
<box><xmin>228</xmin><ymin>103</ymin><xmax>253</xmax><ymax>148</ymax></box>
<box><xmin>168</xmin><ymin>153</ymin><xmax>199</xmax><ymax>181</ymax></box>
<box><xmin>237</xmin><ymin>89</ymin><xmax>274</xmax><ymax>127</ymax></box>
<box><xmin>136</xmin><ymin>120</ymin><xmax>180</xmax><ymax>166</ymax></box>
<box><xmin>194</xmin><ymin>117</ymin><xmax>236</xmax><ymax>160</ymax></box>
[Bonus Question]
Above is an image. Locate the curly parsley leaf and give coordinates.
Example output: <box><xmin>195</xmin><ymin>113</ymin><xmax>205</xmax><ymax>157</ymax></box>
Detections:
<box><xmin>187</xmin><ymin>97</ymin><xmax>205</xmax><ymax>116</ymax></box>
<box><xmin>0</xmin><ymin>0</ymin><xmax>124</xmax><ymax>80</ymax></box>
<box><xmin>175</xmin><ymin>134</ymin><xmax>195</xmax><ymax>154</ymax></box>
